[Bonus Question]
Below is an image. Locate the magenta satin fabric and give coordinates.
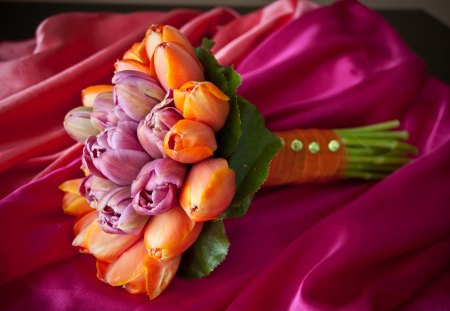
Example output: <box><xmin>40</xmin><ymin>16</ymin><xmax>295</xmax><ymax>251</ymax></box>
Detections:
<box><xmin>1</xmin><ymin>0</ymin><xmax>449</xmax><ymax>309</ymax></box>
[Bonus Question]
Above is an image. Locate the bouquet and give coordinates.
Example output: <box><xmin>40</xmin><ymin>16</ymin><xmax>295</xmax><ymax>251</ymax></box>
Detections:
<box><xmin>60</xmin><ymin>24</ymin><xmax>416</xmax><ymax>299</ymax></box>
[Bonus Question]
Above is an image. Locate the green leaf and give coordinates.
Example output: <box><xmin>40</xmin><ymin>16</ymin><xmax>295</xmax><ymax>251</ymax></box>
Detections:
<box><xmin>195</xmin><ymin>39</ymin><xmax>227</xmax><ymax>92</ymax></box>
<box><xmin>178</xmin><ymin>220</ymin><xmax>230</xmax><ymax>279</ymax></box>
<box><xmin>216</xmin><ymin>66</ymin><xmax>242</xmax><ymax>157</ymax></box>
<box><xmin>196</xmin><ymin>38</ymin><xmax>243</xmax><ymax>158</ymax></box>
<box><xmin>220</xmin><ymin>97</ymin><xmax>282</xmax><ymax>219</ymax></box>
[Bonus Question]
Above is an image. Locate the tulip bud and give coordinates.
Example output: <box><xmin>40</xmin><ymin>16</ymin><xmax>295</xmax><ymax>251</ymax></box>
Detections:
<box><xmin>144</xmin><ymin>205</ymin><xmax>203</xmax><ymax>261</ymax></box>
<box><xmin>153</xmin><ymin>42</ymin><xmax>204</xmax><ymax>90</ymax></box>
<box><xmin>131</xmin><ymin>158</ymin><xmax>187</xmax><ymax>215</ymax></box>
<box><xmin>145</xmin><ymin>24</ymin><xmax>196</xmax><ymax>61</ymax></box>
<box><xmin>97</xmin><ymin>186</ymin><xmax>149</xmax><ymax>235</ymax></box>
<box><xmin>174</xmin><ymin>81</ymin><xmax>230</xmax><ymax>131</ymax></box>
<box><xmin>64</xmin><ymin>106</ymin><xmax>100</xmax><ymax>144</ymax></box>
<box><xmin>112</xmin><ymin>70</ymin><xmax>165</xmax><ymax>121</ymax></box>
<box><xmin>82</xmin><ymin>85</ymin><xmax>114</xmax><ymax>107</ymax></box>
<box><xmin>115</xmin><ymin>59</ymin><xmax>153</xmax><ymax>76</ymax></box>
<box><xmin>164</xmin><ymin>119</ymin><xmax>217</xmax><ymax>163</ymax></box>
<box><xmin>180</xmin><ymin>158</ymin><xmax>235</xmax><ymax>222</ymax></box>
<box><xmin>137</xmin><ymin>100</ymin><xmax>183</xmax><ymax>158</ymax></box>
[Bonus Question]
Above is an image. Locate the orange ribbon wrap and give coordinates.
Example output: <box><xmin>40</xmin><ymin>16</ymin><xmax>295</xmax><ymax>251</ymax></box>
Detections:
<box><xmin>265</xmin><ymin>129</ymin><xmax>347</xmax><ymax>186</ymax></box>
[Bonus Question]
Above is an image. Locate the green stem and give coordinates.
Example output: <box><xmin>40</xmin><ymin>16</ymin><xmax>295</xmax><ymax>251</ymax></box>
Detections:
<box><xmin>334</xmin><ymin>120</ymin><xmax>400</xmax><ymax>134</ymax></box>
<box><xmin>347</xmin><ymin>155</ymin><xmax>411</xmax><ymax>165</ymax></box>
<box><xmin>338</xmin><ymin>131</ymin><xmax>409</xmax><ymax>140</ymax></box>
<box><xmin>343</xmin><ymin>170</ymin><xmax>388</xmax><ymax>180</ymax></box>
<box><xmin>341</xmin><ymin>138</ymin><xmax>417</xmax><ymax>154</ymax></box>
<box><xmin>345</xmin><ymin>163</ymin><xmax>403</xmax><ymax>173</ymax></box>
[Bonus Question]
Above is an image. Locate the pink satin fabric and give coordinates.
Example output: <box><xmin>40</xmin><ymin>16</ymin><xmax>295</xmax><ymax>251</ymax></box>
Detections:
<box><xmin>1</xmin><ymin>0</ymin><xmax>449</xmax><ymax>309</ymax></box>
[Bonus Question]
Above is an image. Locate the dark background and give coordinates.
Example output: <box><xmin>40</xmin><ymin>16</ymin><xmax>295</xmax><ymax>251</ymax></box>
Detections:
<box><xmin>0</xmin><ymin>2</ymin><xmax>449</xmax><ymax>84</ymax></box>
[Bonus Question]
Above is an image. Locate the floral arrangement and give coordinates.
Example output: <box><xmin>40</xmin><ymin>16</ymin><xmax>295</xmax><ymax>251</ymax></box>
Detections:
<box><xmin>61</xmin><ymin>24</ymin><xmax>416</xmax><ymax>299</ymax></box>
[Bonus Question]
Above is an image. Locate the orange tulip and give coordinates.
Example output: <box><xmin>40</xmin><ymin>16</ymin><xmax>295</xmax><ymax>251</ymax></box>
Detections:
<box><xmin>144</xmin><ymin>256</ymin><xmax>181</xmax><ymax>299</ymax></box>
<box><xmin>123</xmin><ymin>255</ymin><xmax>181</xmax><ymax>299</ymax></box>
<box><xmin>180</xmin><ymin>158</ymin><xmax>235</xmax><ymax>222</ymax></box>
<box><xmin>114</xmin><ymin>59</ymin><xmax>153</xmax><ymax>76</ymax></box>
<box><xmin>144</xmin><ymin>205</ymin><xmax>203</xmax><ymax>261</ymax></box>
<box><xmin>174</xmin><ymin>81</ymin><xmax>230</xmax><ymax>131</ymax></box>
<box><xmin>96</xmin><ymin>240</ymin><xmax>147</xmax><ymax>286</ymax></box>
<box><xmin>153</xmin><ymin>42</ymin><xmax>204</xmax><ymax>90</ymax></box>
<box><xmin>72</xmin><ymin>216</ymin><xmax>142</xmax><ymax>262</ymax></box>
<box><xmin>164</xmin><ymin>119</ymin><xmax>217</xmax><ymax>164</ymax></box>
<box><xmin>96</xmin><ymin>239</ymin><xmax>181</xmax><ymax>299</ymax></box>
<box><xmin>82</xmin><ymin>85</ymin><xmax>114</xmax><ymax>107</ymax></box>
<box><xmin>145</xmin><ymin>24</ymin><xmax>196</xmax><ymax>61</ymax></box>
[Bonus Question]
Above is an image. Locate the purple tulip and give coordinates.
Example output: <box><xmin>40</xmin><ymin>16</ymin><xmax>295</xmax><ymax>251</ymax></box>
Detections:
<box><xmin>82</xmin><ymin>121</ymin><xmax>151</xmax><ymax>186</ymax></box>
<box><xmin>137</xmin><ymin>99</ymin><xmax>183</xmax><ymax>158</ymax></box>
<box><xmin>131</xmin><ymin>158</ymin><xmax>187</xmax><ymax>215</ymax></box>
<box><xmin>96</xmin><ymin>186</ymin><xmax>149</xmax><ymax>234</ymax></box>
<box><xmin>113</xmin><ymin>70</ymin><xmax>166</xmax><ymax>122</ymax></box>
<box><xmin>91</xmin><ymin>92</ymin><xmax>133</xmax><ymax>130</ymax></box>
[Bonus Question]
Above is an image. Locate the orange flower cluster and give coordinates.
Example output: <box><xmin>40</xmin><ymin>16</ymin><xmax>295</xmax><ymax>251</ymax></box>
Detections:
<box><xmin>61</xmin><ymin>24</ymin><xmax>235</xmax><ymax>299</ymax></box>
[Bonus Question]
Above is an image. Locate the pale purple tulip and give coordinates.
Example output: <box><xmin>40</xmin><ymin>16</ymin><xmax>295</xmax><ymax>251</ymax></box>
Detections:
<box><xmin>82</xmin><ymin>121</ymin><xmax>151</xmax><ymax>186</ymax></box>
<box><xmin>137</xmin><ymin>99</ymin><xmax>183</xmax><ymax>158</ymax></box>
<box><xmin>113</xmin><ymin>70</ymin><xmax>166</xmax><ymax>122</ymax></box>
<box><xmin>131</xmin><ymin>158</ymin><xmax>187</xmax><ymax>215</ymax></box>
<box><xmin>96</xmin><ymin>186</ymin><xmax>149</xmax><ymax>234</ymax></box>
<box><xmin>63</xmin><ymin>106</ymin><xmax>100</xmax><ymax>144</ymax></box>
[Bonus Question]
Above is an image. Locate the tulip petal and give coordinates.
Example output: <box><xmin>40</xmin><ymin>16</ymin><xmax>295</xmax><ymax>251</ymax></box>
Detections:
<box><xmin>124</xmin><ymin>272</ymin><xmax>146</xmax><ymax>295</ymax></box>
<box><xmin>97</xmin><ymin>240</ymin><xmax>147</xmax><ymax>286</ymax></box>
<box><xmin>115</xmin><ymin>59</ymin><xmax>153</xmax><ymax>76</ymax></box>
<box><xmin>154</xmin><ymin>42</ymin><xmax>204</xmax><ymax>90</ymax></box>
<box><xmin>59</xmin><ymin>178</ymin><xmax>84</xmax><ymax>194</ymax></box>
<box><xmin>62</xmin><ymin>193</ymin><xmax>93</xmax><ymax>217</ymax></box>
<box><xmin>86</xmin><ymin>221</ymin><xmax>142</xmax><ymax>262</ymax></box>
<box><xmin>145</xmin><ymin>255</ymin><xmax>181</xmax><ymax>299</ymax></box>
<box><xmin>161</xmin><ymin>25</ymin><xmax>196</xmax><ymax>57</ymax></box>
<box><xmin>144</xmin><ymin>205</ymin><xmax>203</xmax><ymax>261</ymax></box>
<box><xmin>91</xmin><ymin>92</ymin><xmax>115</xmax><ymax>130</ymax></box>
<box><xmin>72</xmin><ymin>211</ymin><xmax>97</xmax><ymax>253</ymax></box>
<box><xmin>107</xmin><ymin>121</ymin><xmax>143</xmax><ymax>151</ymax></box>
<box><xmin>123</xmin><ymin>41</ymin><xmax>149</xmax><ymax>65</ymax></box>
<box><xmin>73</xmin><ymin>211</ymin><xmax>97</xmax><ymax>236</ymax></box>
<box><xmin>145</xmin><ymin>24</ymin><xmax>163</xmax><ymax>61</ymax></box>
<box><xmin>97</xmin><ymin>149</ymin><xmax>151</xmax><ymax>186</ymax></box>
<box><xmin>113</xmin><ymin>71</ymin><xmax>165</xmax><ymax>121</ymax></box>
<box><xmin>82</xmin><ymin>85</ymin><xmax>114</xmax><ymax>107</ymax></box>
<box><xmin>117</xmin><ymin>205</ymin><xmax>150</xmax><ymax>235</ymax></box>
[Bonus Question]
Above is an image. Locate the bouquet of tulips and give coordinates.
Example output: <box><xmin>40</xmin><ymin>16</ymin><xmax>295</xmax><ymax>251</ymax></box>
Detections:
<box><xmin>61</xmin><ymin>24</ymin><xmax>416</xmax><ymax>299</ymax></box>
